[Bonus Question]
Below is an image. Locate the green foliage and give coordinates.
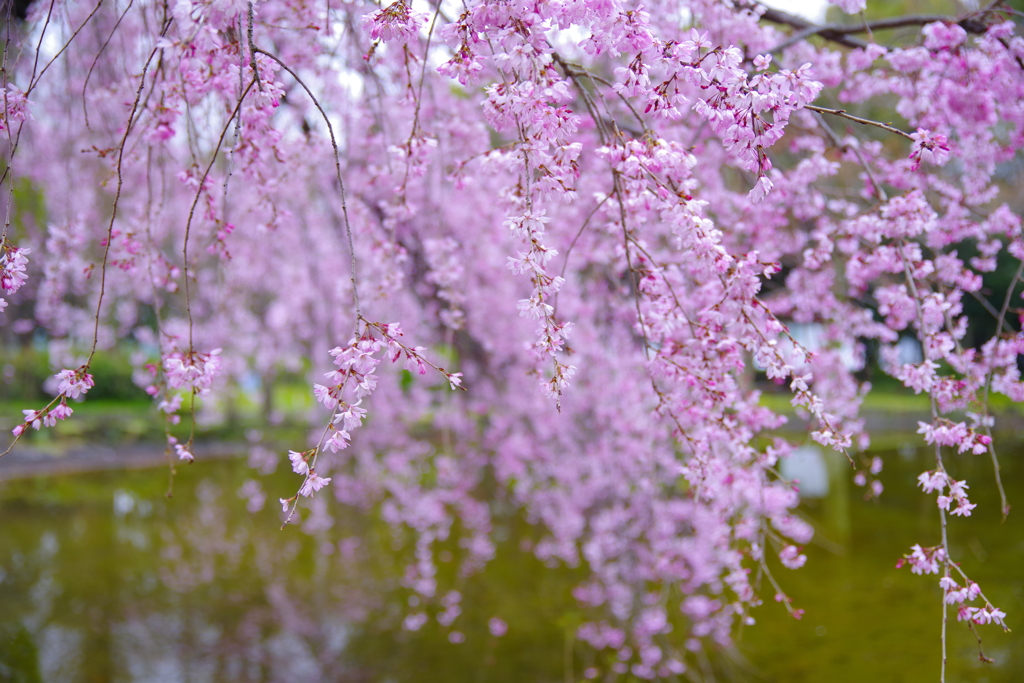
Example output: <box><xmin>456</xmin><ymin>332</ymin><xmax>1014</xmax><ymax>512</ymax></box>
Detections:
<box><xmin>961</xmin><ymin>246</ymin><xmax>1024</xmax><ymax>349</ymax></box>
<box><xmin>0</xmin><ymin>348</ymin><xmax>49</xmax><ymax>403</ymax></box>
<box><xmin>85</xmin><ymin>352</ymin><xmax>148</xmax><ymax>402</ymax></box>
<box><xmin>0</xmin><ymin>626</ymin><xmax>42</xmax><ymax>683</ymax></box>
<box><xmin>0</xmin><ymin>348</ymin><xmax>147</xmax><ymax>404</ymax></box>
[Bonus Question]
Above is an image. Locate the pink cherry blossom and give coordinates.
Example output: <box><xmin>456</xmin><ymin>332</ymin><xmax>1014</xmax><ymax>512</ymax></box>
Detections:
<box><xmin>288</xmin><ymin>450</ymin><xmax>310</xmax><ymax>476</ymax></box>
<box><xmin>299</xmin><ymin>472</ymin><xmax>332</xmax><ymax>497</ymax></box>
<box><xmin>908</xmin><ymin>129</ymin><xmax>951</xmax><ymax>170</ymax></box>
<box><xmin>55</xmin><ymin>368</ymin><xmax>95</xmax><ymax>400</ymax></box>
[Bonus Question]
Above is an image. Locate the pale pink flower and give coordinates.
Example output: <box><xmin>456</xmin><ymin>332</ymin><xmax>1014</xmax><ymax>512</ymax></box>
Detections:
<box><xmin>313</xmin><ymin>383</ymin><xmax>339</xmax><ymax>410</ymax></box>
<box><xmin>299</xmin><ymin>472</ymin><xmax>331</xmax><ymax>497</ymax></box>
<box><xmin>779</xmin><ymin>545</ymin><xmax>807</xmax><ymax>569</ymax></box>
<box><xmin>50</xmin><ymin>403</ymin><xmax>73</xmax><ymax>421</ymax></box>
<box><xmin>174</xmin><ymin>442</ymin><xmax>194</xmax><ymax>462</ymax></box>
<box><xmin>0</xmin><ymin>245</ymin><xmax>30</xmax><ymax>293</ymax></box>
<box><xmin>909</xmin><ymin>129</ymin><xmax>950</xmax><ymax>170</ymax></box>
<box><xmin>22</xmin><ymin>409</ymin><xmax>41</xmax><ymax>430</ymax></box>
<box><xmin>288</xmin><ymin>450</ymin><xmax>310</xmax><ymax>476</ymax></box>
<box><xmin>748</xmin><ymin>175</ymin><xmax>773</xmax><ymax>203</ymax></box>
<box><xmin>55</xmin><ymin>368</ymin><xmax>95</xmax><ymax>400</ymax></box>
<box><xmin>0</xmin><ymin>84</ymin><xmax>28</xmax><ymax>131</ymax></box>
<box><xmin>325</xmin><ymin>429</ymin><xmax>351</xmax><ymax>453</ymax></box>
<box><xmin>917</xmin><ymin>470</ymin><xmax>947</xmax><ymax>494</ymax></box>
<box><xmin>336</xmin><ymin>401</ymin><xmax>367</xmax><ymax>431</ymax></box>
<box><xmin>163</xmin><ymin>349</ymin><xmax>222</xmax><ymax>395</ymax></box>
<box><xmin>362</xmin><ymin>1</ymin><xmax>427</xmax><ymax>44</ymax></box>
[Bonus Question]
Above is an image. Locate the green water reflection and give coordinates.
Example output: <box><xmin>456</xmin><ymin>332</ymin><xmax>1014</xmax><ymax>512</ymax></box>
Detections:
<box><xmin>0</xmin><ymin>442</ymin><xmax>1021</xmax><ymax>682</ymax></box>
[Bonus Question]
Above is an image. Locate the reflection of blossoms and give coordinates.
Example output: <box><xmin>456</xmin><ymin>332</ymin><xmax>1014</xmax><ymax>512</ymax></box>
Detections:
<box><xmin>403</xmin><ymin>612</ymin><xmax>428</xmax><ymax>631</ymax></box>
<box><xmin>238</xmin><ymin>479</ymin><xmax>266</xmax><ymax>513</ymax></box>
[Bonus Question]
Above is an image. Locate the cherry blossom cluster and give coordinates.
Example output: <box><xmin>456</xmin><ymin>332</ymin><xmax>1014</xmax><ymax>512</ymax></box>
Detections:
<box><xmin>163</xmin><ymin>349</ymin><xmax>223</xmax><ymax>395</ymax></box>
<box><xmin>280</xmin><ymin>321</ymin><xmax>463</xmax><ymax>518</ymax></box>
<box><xmin>167</xmin><ymin>435</ymin><xmax>195</xmax><ymax>463</ymax></box>
<box><xmin>609</xmin><ymin>28</ymin><xmax>823</xmax><ymax>200</ymax></box>
<box><xmin>0</xmin><ymin>84</ymin><xmax>27</xmax><ymax>132</ymax></box>
<box><xmin>505</xmin><ymin>208</ymin><xmax>577</xmax><ymax>400</ymax></box>
<box><xmin>422</xmin><ymin>237</ymin><xmax>467</xmax><ymax>330</ymax></box>
<box><xmin>908</xmin><ymin>129</ymin><xmax>950</xmax><ymax>171</ymax></box>
<box><xmin>10</xmin><ymin>367</ymin><xmax>93</xmax><ymax>437</ymax></box>
<box><xmin>916</xmin><ymin>420</ymin><xmax>991</xmax><ymax>456</ymax></box>
<box><xmin>829</xmin><ymin>0</ymin><xmax>866</xmax><ymax>14</ymax></box>
<box><xmin>898</xmin><ymin>543</ymin><xmax>948</xmax><ymax>576</ymax></box>
<box><xmin>0</xmin><ymin>242</ymin><xmax>29</xmax><ymax>313</ymax></box>
<box><xmin>362</xmin><ymin>1</ymin><xmax>427</xmax><ymax>46</ymax></box>
<box><xmin>899</xmin><ymin>547</ymin><xmax>1008</xmax><ymax>635</ymax></box>
<box><xmin>917</xmin><ymin>469</ymin><xmax>977</xmax><ymax>518</ymax></box>
<box><xmin>957</xmin><ymin>602</ymin><xmax>1007</xmax><ymax>629</ymax></box>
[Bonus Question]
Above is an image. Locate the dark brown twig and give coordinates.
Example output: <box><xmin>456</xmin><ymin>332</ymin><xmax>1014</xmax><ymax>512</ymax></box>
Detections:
<box><xmin>253</xmin><ymin>47</ymin><xmax>362</xmax><ymax>332</ymax></box>
<box><xmin>805</xmin><ymin>105</ymin><xmax>915</xmax><ymax>140</ymax></box>
<box><xmin>762</xmin><ymin>5</ymin><xmax>994</xmax><ymax>53</ymax></box>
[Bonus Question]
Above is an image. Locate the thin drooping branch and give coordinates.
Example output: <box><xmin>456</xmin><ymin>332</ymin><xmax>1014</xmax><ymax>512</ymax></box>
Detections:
<box><xmin>979</xmin><ymin>259</ymin><xmax>1023</xmax><ymax>520</ymax></box>
<box><xmin>758</xmin><ymin>6</ymin><xmax>868</xmax><ymax>50</ymax></box>
<box><xmin>88</xmin><ymin>19</ymin><xmax>173</xmax><ymax>363</ymax></box>
<box><xmin>253</xmin><ymin>46</ymin><xmax>362</xmax><ymax>332</ymax></box>
<box><xmin>969</xmin><ymin>290</ymin><xmax>1014</xmax><ymax>334</ymax></box>
<box><xmin>762</xmin><ymin>5</ymin><xmax>992</xmax><ymax>53</ymax></box>
<box><xmin>816</xmin><ymin>14</ymin><xmax>988</xmax><ymax>36</ymax></box>
<box><xmin>247</xmin><ymin>2</ymin><xmax>263</xmax><ymax>92</ymax></box>
<box><xmin>82</xmin><ymin>0</ymin><xmax>136</xmax><ymax>130</ymax></box>
<box><xmin>805</xmin><ymin>105</ymin><xmax>915</xmax><ymax>140</ymax></box>
<box><xmin>0</xmin><ymin>17</ymin><xmax>172</xmax><ymax>460</ymax></box>
<box><xmin>181</xmin><ymin>78</ymin><xmax>257</xmax><ymax>353</ymax></box>
<box><xmin>897</xmin><ymin>241</ymin><xmax>952</xmax><ymax>683</ymax></box>
<box><xmin>812</xmin><ymin>110</ymin><xmax>888</xmax><ymax>202</ymax></box>
<box><xmin>26</xmin><ymin>0</ymin><xmax>104</xmax><ymax>96</ymax></box>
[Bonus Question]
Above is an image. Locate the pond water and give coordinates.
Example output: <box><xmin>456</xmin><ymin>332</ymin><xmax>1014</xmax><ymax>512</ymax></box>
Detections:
<box><xmin>0</xmin><ymin>441</ymin><xmax>1022</xmax><ymax>682</ymax></box>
